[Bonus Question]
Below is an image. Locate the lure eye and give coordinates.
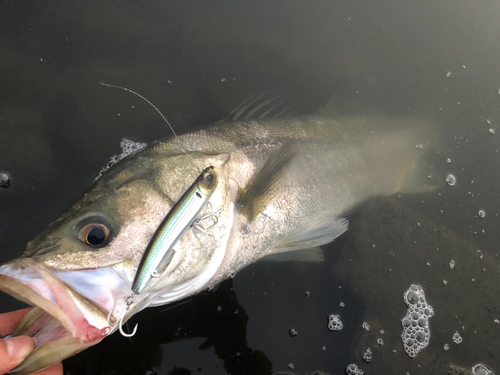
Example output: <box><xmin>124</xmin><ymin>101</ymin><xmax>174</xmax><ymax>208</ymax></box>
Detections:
<box><xmin>79</xmin><ymin>223</ymin><xmax>111</xmax><ymax>247</ymax></box>
<box><xmin>198</xmin><ymin>166</ymin><xmax>217</xmax><ymax>192</ymax></box>
<box><xmin>205</xmin><ymin>173</ymin><xmax>214</xmax><ymax>184</ymax></box>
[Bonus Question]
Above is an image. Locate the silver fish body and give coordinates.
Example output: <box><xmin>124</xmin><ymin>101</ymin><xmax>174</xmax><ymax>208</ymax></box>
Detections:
<box><xmin>0</xmin><ymin>114</ymin><xmax>436</xmax><ymax>374</ymax></box>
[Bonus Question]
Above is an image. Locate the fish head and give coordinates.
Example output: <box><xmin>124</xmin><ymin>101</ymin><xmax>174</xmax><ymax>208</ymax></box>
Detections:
<box><xmin>0</xmin><ymin>146</ymin><xmax>235</xmax><ymax>374</ymax></box>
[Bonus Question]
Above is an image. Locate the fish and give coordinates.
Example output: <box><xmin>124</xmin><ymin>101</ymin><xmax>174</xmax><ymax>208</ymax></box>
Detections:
<box><xmin>0</xmin><ymin>97</ymin><xmax>438</xmax><ymax>374</ymax></box>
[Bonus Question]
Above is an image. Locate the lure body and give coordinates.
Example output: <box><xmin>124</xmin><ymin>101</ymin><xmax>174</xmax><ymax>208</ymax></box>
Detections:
<box><xmin>132</xmin><ymin>166</ymin><xmax>219</xmax><ymax>295</ymax></box>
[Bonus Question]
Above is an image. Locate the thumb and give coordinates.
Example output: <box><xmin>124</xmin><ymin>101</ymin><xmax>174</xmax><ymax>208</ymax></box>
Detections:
<box><xmin>0</xmin><ymin>336</ymin><xmax>35</xmax><ymax>375</ymax></box>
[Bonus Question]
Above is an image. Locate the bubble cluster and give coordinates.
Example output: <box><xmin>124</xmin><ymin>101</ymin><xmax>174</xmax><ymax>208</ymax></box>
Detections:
<box><xmin>452</xmin><ymin>331</ymin><xmax>462</xmax><ymax>344</ymax></box>
<box><xmin>377</xmin><ymin>338</ymin><xmax>384</xmax><ymax>346</ymax></box>
<box><xmin>473</xmin><ymin>364</ymin><xmax>495</xmax><ymax>375</ymax></box>
<box><xmin>289</xmin><ymin>329</ymin><xmax>298</xmax><ymax>337</ymax></box>
<box><xmin>94</xmin><ymin>138</ymin><xmax>147</xmax><ymax>182</ymax></box>
<box><xmin>444</xmin><ymin>343</ymin><xmax>449</xmax><ymax>351</ymax></box>
<box><xmin>450</xmin><ymin>260</ymin><xmax>456</xmax><ymax>269</ymax></box>
<box><xmin>401</xmin><ymin>284</ymin><xmax>434</xmax><ymax>358</ymax></box>
<box><xmin>120</xmin><ymin>138</ymin><xmax>147</xmax><ymax>156</ymax></box>
<box><xmin>328</xmin><ymin>314</ymin><xmax>343</xmax><ymax>331</ymax></box>
<box><xmin>362</xmin><ymin>322</ymin><xmax>370</xmax><ymax>331</ymax></box>
<box><xmin>345</xmin><ymin>363</ymin><xmax>363</xmax><ymax>375</ymax></box>
<box><xmin>362</xmin><ymin>348</ymin><xmax>373</xmax><ymax>363</ymax></box>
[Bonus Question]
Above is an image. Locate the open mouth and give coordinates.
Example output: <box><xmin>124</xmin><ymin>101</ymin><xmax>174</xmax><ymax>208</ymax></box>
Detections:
<box><xmin>0</xmin><ymin>259</ymin><xmax>130</xmax><ymax>375</ymax></box>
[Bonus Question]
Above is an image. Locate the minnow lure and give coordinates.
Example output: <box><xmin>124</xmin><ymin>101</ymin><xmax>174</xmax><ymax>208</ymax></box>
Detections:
<box><xmin>108</xmin><ymin>166</ymin><xmax>219</xmax><ymax>336</ymax></box>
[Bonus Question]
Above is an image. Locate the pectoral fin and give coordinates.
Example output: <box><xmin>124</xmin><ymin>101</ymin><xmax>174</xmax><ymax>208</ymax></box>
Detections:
<box><xmin>239</xmin><ymin>142</ymin><xmax>300</xmax><ymax>222</ymax></box>
<box><xmin>263</xmin><ymin>217</ymin><xmax>349</xmax><ymax>262</ymax></box>
<box><xmin>261</xmin><ymin>248</ymin><xmax>325</xmax><ymax>262</ymax></box>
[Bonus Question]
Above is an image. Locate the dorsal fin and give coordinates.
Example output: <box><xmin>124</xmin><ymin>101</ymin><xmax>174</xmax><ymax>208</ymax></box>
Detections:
<box><xmin>221</xmin><ymin>93</ymin><xmax>293</xmax><ymax>122</ymax></box>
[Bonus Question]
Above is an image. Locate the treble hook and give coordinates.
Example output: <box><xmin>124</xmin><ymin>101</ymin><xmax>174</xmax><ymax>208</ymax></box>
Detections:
<box><xmin>192</xmin><ymin>202</ymin><xmax>223</xmax><ymax>232</ymax></box>
<box><xmin>107</xmin><ymin>293</ymin><xmax>138</xmax><ymax>337</ymax></box>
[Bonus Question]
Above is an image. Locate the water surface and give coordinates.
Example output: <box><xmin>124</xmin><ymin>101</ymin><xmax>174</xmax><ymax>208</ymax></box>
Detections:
<box><xmin>1</xmin><ymin>1</ymin><xmax>500</xmax><ymax>374</ymax></box>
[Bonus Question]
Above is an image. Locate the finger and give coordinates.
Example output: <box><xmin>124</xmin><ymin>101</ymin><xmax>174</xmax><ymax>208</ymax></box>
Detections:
<box><xmin>32</xmin><ymin>362</ymin><xmax>64</xmax><ymax>375</ymax></box>
<box><xmin>0</xmin><ymin>308</ymin><xmax>33</xmax><ymax>336</ymax></box>
<box><xmin>0</xmin><ymin>335</ymin><xmax>35</xmax><ymax>374</ymax></box>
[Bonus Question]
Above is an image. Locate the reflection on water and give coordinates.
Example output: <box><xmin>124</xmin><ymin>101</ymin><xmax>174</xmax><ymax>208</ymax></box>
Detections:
<box><xmin>65</xmin><ymin>280</ymin><xmax>273</xmax><ymax>375</ymax></box>
<box><xmin>1</xmin><ymin>0</ymin><xmax>500</xmax><ymax>374</ymax></box>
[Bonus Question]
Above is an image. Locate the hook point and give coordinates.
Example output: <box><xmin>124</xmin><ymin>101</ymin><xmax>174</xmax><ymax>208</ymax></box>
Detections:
<box><xmin>119</xmin><ymin>322</ymin><xmax>138</xmax><ymax>337</ymax></box>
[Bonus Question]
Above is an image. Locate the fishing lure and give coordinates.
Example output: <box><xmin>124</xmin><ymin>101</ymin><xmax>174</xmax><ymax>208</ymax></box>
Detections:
<box><xmin>108</xmin><ymin>166</ymin><xmax>219</xmax><ymax>336</ymax></box>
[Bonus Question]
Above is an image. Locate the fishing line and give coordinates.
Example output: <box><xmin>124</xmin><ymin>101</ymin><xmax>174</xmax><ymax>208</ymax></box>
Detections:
<box><xmin>99</xmin><ymin>81</ymin><xmax>198</xmax><ymax>166</ymax></box>
<box><xmin>100</xmin><ymin>82</ymin><xmax>215</xmax><ymax>337</ymax></box>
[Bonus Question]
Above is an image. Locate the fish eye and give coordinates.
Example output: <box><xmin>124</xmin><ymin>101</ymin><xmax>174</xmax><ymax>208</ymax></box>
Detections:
<box><xmin>78</xmin><ymin>222</ymin><xmax>111</xmax><ymax>248</ymax></box>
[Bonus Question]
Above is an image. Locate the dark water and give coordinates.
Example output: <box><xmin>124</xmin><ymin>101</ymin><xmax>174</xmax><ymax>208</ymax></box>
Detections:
<box><xmin>1</xmin><ymin>1</ymin><xmax>500</xmax><ymax>374</ymax></box>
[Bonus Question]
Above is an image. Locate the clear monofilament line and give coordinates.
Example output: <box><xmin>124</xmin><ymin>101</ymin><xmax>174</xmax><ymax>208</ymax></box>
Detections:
<box><xmin>99</xmin><ymin>82</ymin><xmax>178</xmax><ymax>137</ymax></box>
<box><xmin>99</xmin><ymin>81</ymin><xmax>197</xmax><ymax>166</ymax></box>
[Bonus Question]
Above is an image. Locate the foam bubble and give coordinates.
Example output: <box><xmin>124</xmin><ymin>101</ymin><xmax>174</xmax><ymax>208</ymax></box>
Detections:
<box><xmin>0</xmin><ymin>172</ymin><xmax>11</xmax><ymax>189</ymax></box>
<box><xmin>362</xmin><ymin>322</ymin><xmax>370</xmax><ymax>331</ymax></box>
<box><xmin>401</xmin><ymin>284</ymin><xmax>434</xmax><ymax>358</ymax></box>
<box><xmin>328</xmin><ymin>314</ymin><xmax>343</xmax><ymax>331</ymax></box>
<box><xmin>94</xmin><ymin>138</ymin><xmax>147</xmax><ymax>182</ymax></box>
<box><xmin>452</xmin><ymin>331</ymin><xmax>463</xmax><ymax>344</ymax></box>
<box><xmin>446</xmin><ymin>174</ymin><xmax>456</xmax><ymax>186</ymax></box>
<box><xmin>473</xmin><ymin>364</ymin><xmax>495</xmax><ymax>375</ymax></box>
<box><xmin>346</xmin><ymin>363</ymin><xmax>364</xmax><ymax>375</ymax></box>
<box><xmin>407</xmin><ymin>291</ymin><xmax>419</xmax><ymax>304</ymax></box>
<box><xmin>362</xmin><ymin>348</ymin><xmax>372</xmax><ymax>363</ymax></box>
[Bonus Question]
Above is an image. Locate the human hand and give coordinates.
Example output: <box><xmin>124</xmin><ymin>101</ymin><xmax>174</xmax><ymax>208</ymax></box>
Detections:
<box><xmin>0</xmin><ymin>308</ymin><xmax>63</xmax><ymax>375</ymax></box>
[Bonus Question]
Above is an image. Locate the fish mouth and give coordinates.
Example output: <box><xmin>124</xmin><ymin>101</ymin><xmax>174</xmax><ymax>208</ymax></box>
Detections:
<box><xmin>0</xmin><ymin>258</ymin><xmax>129</xmax><ymax>375</ymax></box>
